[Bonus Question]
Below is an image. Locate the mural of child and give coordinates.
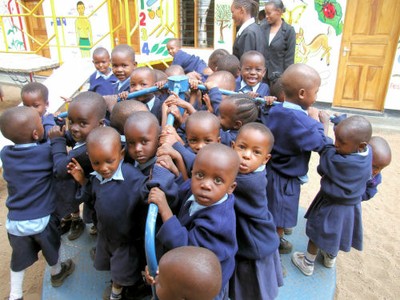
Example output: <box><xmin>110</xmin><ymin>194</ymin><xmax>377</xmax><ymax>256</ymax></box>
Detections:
<box><xmin>75</xmin><ymin>1</ymin><xmax>92</xmax><ymax>58</ymax></box>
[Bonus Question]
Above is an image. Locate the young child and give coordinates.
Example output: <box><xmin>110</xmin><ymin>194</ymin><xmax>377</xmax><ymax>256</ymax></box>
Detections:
<box><xmin>120</xmin><ymin>67</ymin><xmax>163</xmax><ymax>124</ymax></box>
<box><xmin>219</xmin><ymin>94</ymin><xmax>259</xmax><ymax>146</ymax></box>
<box><xmin>88</xmin><ymin>47</ymin><xmax>118</xmax><ymax>96</ymax></box>
<box><xmin>148</xmin><ymin>143</ymin><xmax>240</xmax><ymax>300</ymax></box>
<box><xmin>230</xmin><ymin>122</ymin><xmax>283</xmax><ymax>299</ymax></box>
<box><xmin>21</xmin><ymin>82</ymin><xmax>55</xmax><ymax>140</ymax></box>
<box><xmin>231</xmin><ymin>0</ymin><xmax>266</xmax><ymax>60</ymax></box>
<box><xmin>154</xmin><ymin>246</ymin><xmax>222</xmax><ymax>300</ymax></box>
<box><xmin>0</xmin><ymin>106</ymin><xmax>75</xmax><ymax>300</ymax></box>
<box><xmin>166</xmin><ymin>38</ymin><xmax>213</xmax><ymax>80</ymax></box>
<box><xmin>48</xmin><ymin>91</ymin><xmax>107</xmax><ymax>240</ymax></box>
<box><xmin>236</xmin><ymin>50</ymin><xmax>270</xmax><ymax>97</ymax></box>
<box><xmin>164</xmin><ymin>64</ymin><xmax>185</xmax><ymax>77</ymax></box>
<box><xmin>362</xmin><ymin>136</ymin><xmax>392</xmax><ymax>201</ymax></box>
<box><xmin>110</xmin><ymin>100</ymin><xmax>148</xmax><ymax>137</ymax></box>
<box><xmin>216</xmin><ymin>54</ymin><xmax>241</xmax><ymax>80</ymax></box>
<box><xmin>67</xmin><ymin>126</ymin><xmax>152</xmax><ymax>300</ymax></box>
<box><xmin>208</xmin><ymin>48</ymin><xmax>230</xmax><ymax>72</ymax></box>
<box><xmin>292</xmin><ymin>116</ymin><xmax>373</xmax><ymax>276</ymax></box>
<box><xmin>262</xmin><ymin>63</ymin><xmax>330</xmax><ymax>254</ymax></box>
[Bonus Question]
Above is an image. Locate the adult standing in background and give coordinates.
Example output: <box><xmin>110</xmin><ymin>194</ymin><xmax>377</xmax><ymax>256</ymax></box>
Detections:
<box><xmin>231</xmin><ymin>0</ymin><xmax>266</xmax><ymax>61</ymax></box>
<box><xmin>261</xmin><ymin>0</ymin><xmax>296</xmax><ymax>85</ymax></box>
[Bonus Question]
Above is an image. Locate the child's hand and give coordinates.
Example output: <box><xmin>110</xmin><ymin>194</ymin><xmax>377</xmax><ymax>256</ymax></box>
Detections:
<box><xmin>187</xmin><ymin>71</ymin><xmax>201</xmax><ymax>81</ymax></box>
<box><xmin>157</xmin><ymin>144</ymin><xmax>177</xmax><ymax>160</ymax></box>
<box><xmin>67</xmin><ymin>158</ymin><xmax>87</xmax><ymax>186</ymax></box>
<box><xmin>307</xmin><ymin>107</ymin><xmax>320</xmax><ymax>121</ymax></box>
<box><xmin>202</xmin><ymin>93</ymin><xmax>214</xmax><ymax>114</ymax></box>
<box><xmin>319</xmin><ymin>110</ymin><xmax>331</xmax><ymax>124</ymax></box>
<box><xmin>155</xmin><ymin>80</ymin><xmax>167</xmax><ymax>90</ymax></box>
<box><xmin>157</xmin><ymin>154</ymin><xmax>180</xmax><ymax>177</ymax></box>
<box><xmin>143</xmin><ymin>266</ymin><xmax>158</xmax><ymax>285</ymax></box>
<box><xmin>118</xmin><ymin>91</ymin><xmax>129</xmax><ymax>101</ymax></box>
<box><xmin>159</xmin><ymin>125</ymin><xmax>179</xmax><ymax>145</ymax></box>
<box><xmin>48</xmin><ymin>125</ymin><xmax>65</xmax><ymax>139</ymax></box>
<box><xmin>247</xmin><ymin>91</ymin><xmax>259</xmax><ymax>99</ymax></box>
<box><xmin>189</xmin><ymin>78</ymin><xmax>201</xmax><ymax>90</ymax></box>
<box><xmin>264</xmin><ymin>96</ymin><xmax>277</xmax><ymax>106</ymax></box>
<box><xmin>148</xmin><ymin>187</ymin><xmax>173</xmax><ymax>221</ymax></box>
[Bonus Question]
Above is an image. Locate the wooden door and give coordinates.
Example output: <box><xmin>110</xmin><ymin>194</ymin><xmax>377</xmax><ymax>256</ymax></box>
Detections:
<box><xmin>109</xmin><ymin>0</ymin><xmax>140</xmax><ymax>52</ymax></box>
<box><xmin>22</xmin><ymin>0</ymin><xmax>50</xmax><ymax>58</ymax></box>
<box><xmin>333</xmin><ymin>0</ymin><xmax>400</xmax><ymax>111</ymax></box>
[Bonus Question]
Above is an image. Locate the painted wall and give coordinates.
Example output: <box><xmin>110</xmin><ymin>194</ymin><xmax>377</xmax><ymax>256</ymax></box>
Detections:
<box><xmin>0</xmin><ymin>1</ymin><xmax>27</xmax><ymax>51</ymax></box>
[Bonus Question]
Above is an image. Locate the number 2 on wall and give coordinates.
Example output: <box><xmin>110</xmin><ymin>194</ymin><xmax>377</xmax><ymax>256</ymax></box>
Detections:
<box><xmin>139</xmin><ymin>12</ymin><xmax>146</xmax><ymax>26</ymax></box>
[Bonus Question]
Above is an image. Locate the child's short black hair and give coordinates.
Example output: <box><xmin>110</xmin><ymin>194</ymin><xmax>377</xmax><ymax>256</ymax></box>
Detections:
<box><xmin>21</xmin><ymin>82</ymin><xmax>49</xmax><ymax>103</ymax></box>
<box><xmin>216</xmin><ymin>55</ymin><xmax>240</xmax><ymax>78</ymax></box>
<box><xmin>131</xmin><ymin>67</ymin><xmax>157</xmax><ymax>83</ymax></box>
<box><xmin>124</xmin><ymin>111</ymin><xmax>161</xmax><ymax>136</ymax></box>
<box><xmin>240</xmin><ymin>50</ymin><xmax>265</xmax><ymax>66</ymax></box>
<box><xmin>225</xmin><ymin>94</ymin><xmax>259</xmax><ymax>125</ymax></box>
<box><xmin>165</xmin><ymin>65</ymin><xmax>185</xmax><ymax>76</ymax></box>
<box><xmin>92</xmin><ymin>46</ymin><xmax>110</xmax><ymax>57</ymax></box>
<box><xmin>186</xmin><ymin>111</ymin><xmax>220</xmax><ymax>131</ymax></box>
<box><xmin>111</xmin><ymin>44</ymin><xmax>135</xmax><ymax>63</ymax></box>
<box><xmin>167</xmin><ymin>38</ymin><xmax>182</xmax><ymax>48</ymax></box>
<box><xmin>72</xmin><ymin>91</ymin><xmax>107</xmax><ymax>121</ymax></box>
<box><xmin>238</xmin><ymin>122</ymin><xmax>275</xmax><ymax>152</ymax></box>
<box><xmin>110</xmin><ymin>100</ymin><xmax>148</xmax><ymax>134</ymax></box>
<box><xmin>0</xmin><ymin>106</ymin><xmax>40</xmax><ymax>144</ymax></box>
<box><xmin>208</xmin><ymin>49</ymin><xmax>229</xmax><ymax>71</ymax></box>
<box><xmin>206</xmin><ymin>71</ymin><xmax>236</xmax><ymax>91</ymax></box>
<box><xmin>338</xmin><ymin>115</ymin><xmax>372</xmax><ymax>146</ymax></box>
<box><xmin>87</xmin><ymin>126</ymin><xmax>121</xmax><ymax>149</ymax></box>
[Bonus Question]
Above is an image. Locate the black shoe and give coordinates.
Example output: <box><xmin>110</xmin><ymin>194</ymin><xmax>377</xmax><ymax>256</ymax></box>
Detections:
<box><xmin>60</xmin><ymin>217</ymin><xmax>72</xmax><ymax>235</ymax></box>
<box><xmin>51</xmin><ymin>259</ymin><xmax>75</xmax><ymax>287</ymax></box>
<box><xmin>279</xmin><ymin>237</ymin><xmax>293</xmax><ymax>254</ymax></box>
<box><xmin>124</xmin><ymin>281</ymin><xmax>152</xmax><ymax>300</ymax></box>
<box><xmin>68</xmin><ymin>217</ymin><xmax>85</xmax><ymax>241</ymax></box>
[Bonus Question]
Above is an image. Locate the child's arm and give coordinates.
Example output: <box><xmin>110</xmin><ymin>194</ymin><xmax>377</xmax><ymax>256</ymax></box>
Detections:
<box><xmin>118</xmin><ymin>91</ymin><xmax>129</xmax><ymax>101</ymax></box>
<box><xmin>67</xmin><ymin>158</ymin><xmax>88</xmax><ymax>186</ymax></box>
<box><xmin>201</xmin><ymin>93</ymin><xmax>214</xmax><ymax>114</ymax></box>
<box><xmin>204</xmin><ymin>81</ymin><xmax>222</xmax><ymax>115</ymax></box>
<box><xmin>148</xmin><ymin>187</ymin><xmax>173</xmax><ymax>222</ymax></box>
<box><xmin>165</xmin><ymin>93</ymin><xmax>196</xmax><ymax>115</ymax></box>
<box><xmin>159</xmin><ymin>125</ymin><xmax>184</xmax><ymax>146</ymax></box>
<box><xmin>157</xmin><ymin>145</ymin><xmax>189</xmax><ymax>180</ymax></box>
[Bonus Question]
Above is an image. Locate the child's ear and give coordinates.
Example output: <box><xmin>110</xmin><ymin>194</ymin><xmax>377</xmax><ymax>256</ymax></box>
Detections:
<box><xmin>298</xmin><ymin>88</ymin><xmax>305</xmax><ymax>100</ymax></box>
<box><xmin>234</xmin><ymin>120</ymin><xmax>243</xmax><ymax>130</ymax></box>
<box><xmin>227</xmin><ymin>181</ymin><xmax>237</xmax><ymax>194</ymax></box>
<box><xmin>358</xmin><ymin>142</ymin><xmax>368</xmax><ymax>152</ymax></box>
<box><xmin>263</xmin><ymin>153</ymin><xmax>271</xmax><ymax>165</ymax></box>
<box><xmin>120</xmin><ymin>147</ymin><xmax>125</xmax><ymax>157</ymax></box>
<box><xmin>231</xmin><ymin>140</ymin><xmax>235</xmax><ymax>148</ymax></box>
<box><xmin>217</xmin><ymin>136</ymin><xmax>221</xmax><ymax>143</ymax></box>
<box><xmin>32</xmin><ymin>129</ymin><xmax>40</xmax><ymax>141</ymax></box>
<box><xmin>98</xmin><ymin>119</ymin><xmax>106</xmax><ymax>127</ymax></box>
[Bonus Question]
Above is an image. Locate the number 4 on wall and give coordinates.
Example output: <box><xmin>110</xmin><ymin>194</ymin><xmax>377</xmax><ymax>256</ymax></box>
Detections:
<box><xmin>142</xmin><ymin>42</ymin><xmax>150</xmax><ymax>55</ymax></box>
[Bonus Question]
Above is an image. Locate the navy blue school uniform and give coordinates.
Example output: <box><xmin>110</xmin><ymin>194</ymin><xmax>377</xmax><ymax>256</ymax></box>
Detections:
<box><xmin>362</xmin><ymin>173</ymin><xmax>382</xmax><ymax>201</ymax></box>
<box><xmin>172</xmin><ymin>141</ymin><xmax>196</xmax><ymax>176</ymax></box>
<box><xmin>156</xmin><ymin>179</ymin><xmax>237</xmax><ymax>300</ymax></box>
<box><xmin>142</xmin><ymin>95</ymin><xmax>163</xmax><ymax>125</ymax></box>
<box><xmin>88</xmin><ymin>70</ymin><xmax>118</xmax><ymax>96</ymax></box>
<box><xmin>115</xmin><ymin>77</ymin><xmax>131</xmax><ymax>94</ymax></box>
<box><xmin>263</xmin><ymin>102</ymin><xmax>329</xmax><ymax>227</ymax></box>
<box><xmin>51</xmin><ymin>136</ymin><xmax>93</xmax><ymax>220</ymax></box>
<box><xmin>42</xmin><ymin>113</ymin><xmax>56</xmax><ymax>142</ymax></box>
<box><xmin>230</xmin><ymin>167</ymin><xmax>283</xmax><ymax>300</ymax></box>
<box><xmin>172</xmin><ymin>50</ymin><xmax>208</xmax><ymax>75</ymax></box>
<box><xmin>220</xmin><ymin>129</ymin><xmax>238</xmax><ymax>146</ymax></box>
<box><xmin>305</xmin><ymin>144</ymin><xmax>372</xmax><ymax>256</ymax></box>
<box><xmin>236</xmin><ymin>77</ymin><xmax>270</xmax><ymax>97</ymax></box>
<box><xmin>1</xmin><ymin>142</ymin><xmax>60</xmax><ymax>271</ymax></box>
<box><xmin>233</xmin><ymin>22</ymin><xmax>266</xmax><ymax>60</ymax></box>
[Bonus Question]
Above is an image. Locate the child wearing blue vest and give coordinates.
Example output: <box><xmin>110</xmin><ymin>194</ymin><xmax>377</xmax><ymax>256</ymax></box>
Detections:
<box><xmin>292</xmin><ymin>116</ymin><xmax>373</xmax><ymax>276</ymax></box>
<box><xmin>21</xmin><ymin>82</ymin><xmax>56</xmax><ymax>141</ymax></box>
<box><xmin>88</xmin><ymin>47</ymin><xmax>118</xmax><ymax>96</ymax></box>
<box><xmin>48</xmin><ymin>91</ymin><xmax>107</xmax><ymax>240</ymax></box>
<box><xmin>362</xmin><ymin>136</ymin><xmax>391</xmax><ymax>201</ymax></box>
<box><xmin>262</xmin><ymin>63</ymin><xmax>330</xmax><ymax>254</ymax></box>
<box><xmin>230</xmin><ymin>122</ymin><xmax>283</xmax><ymax>299</ymax></box>
<box><xmin>1</xmin><ymin>106</ymin><xmax>75</xmax><ymax>300</ymax></box>
<box><xmin>68</xmin><ymin>126</ymin><xmax>177</xmax><ymax>300</ymax></box>
<box><xmin>148</xmin><ymin>143</ymin><xmax>240</xmax><ymax>300</ymax></box>
<box><xmin>236</xmin><ymin>51</ymin><xmax>270</xmax><ymax>97</ymax></box>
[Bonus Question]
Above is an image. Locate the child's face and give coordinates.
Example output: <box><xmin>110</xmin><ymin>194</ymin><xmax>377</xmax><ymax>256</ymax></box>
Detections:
<box><xmin>125</xmin><ymin>122</ymin><xmax>159</xmax><ymax>164</ymax></box>
<box><xmin>334</xmin><ymin>125</ymin><xmax>361</xmax><ymax>155</ymax></box>
<box><xmin>129</xmin><ymin>71</ymin><xmax>155</xmax><ymax>103</ymax></box>
<box><xmin>233</xmin><ymin>128</ymin><xmax>271</xmax><ymax>174</ymax></box>
<box><xmin>166</xmin><ymin>41</ymin><xmax>180</xmax><ymax>57</ymax></box>
<box><xmin>218</xmin><ymin>100</ymin><xmax>237</xmax><ymax>131</ymax></box>
<box><xmin>240</xmin><ymin>56</ymin><xmax>266</xmax><ymax>87</ymax></box>
<box><xmin>88</xmin><ymin>141</ymin><xmax>124</xmax><ymax>179</ymax></box>
<box><xmin>68</xmin><ymin>103</ymin><xmax>103</xmax><ymax>143</ymax></box>
<box><xmin>191</xmin><ymin>151</ymin><xmax>237</xmax><ymax>206</ymax></box>
<box><xmin>186</xmin><ymin>120</ymin><xmax>220</xmax><ymax>154</ymax></box>
<box><xmin>111</xmin><ymin>52</ymin><xmax>136</xmax><ymax>82</ymax></box>
<box><xmin>300</xmin><ymin>82</ymin><xmax>320</xmax><ymax>109</ymax></box>
<box><xmin>93</xmin><ymin>53</ymin><xmax>111</xmax><ymax>74</ymax></box>
<box><xmin>22</xmin><ymin>91</ymin><xmax>48</xmax><ymax>117</ymax></box>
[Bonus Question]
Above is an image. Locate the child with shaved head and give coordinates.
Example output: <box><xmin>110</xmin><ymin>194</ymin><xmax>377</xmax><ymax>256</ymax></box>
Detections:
<box><xmin>292</xmin><ymin>116</ymin><xmax>373</xmax><ymax>276</ymax></box>
<box><xmin>1</xmin><ymin>107</ymin><xmax>75</xmax><ymax>300</ymax></box>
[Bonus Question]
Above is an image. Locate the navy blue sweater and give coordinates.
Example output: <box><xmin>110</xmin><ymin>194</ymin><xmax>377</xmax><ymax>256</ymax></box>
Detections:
<box><xmin>234</xmin><ymin>169</ymin><xmax>279</xmax><ymax>259</ymax></box>
<box><xmin>157</xmin><ymin>179</ymin><xmax>237</xmax><ymax>289</ymax></box>
<box><xmin>318</xmin><ymin>144</ymin><xmax>372</xmax><ymax>205</ymax></box>
<box><xmin>172</xmin><ymin>50</ymin><xmax>208</xmax><ymax>75</ymax></box>
<box><xmin>2</xmin><ymin>143</ymin><xmax>55</xmax><ymax>220</ymax></box>
<box><xmin>362</xmin><ymin>173</ymin><xmax>382</xmax><ymax>201</ymax></box>
<box><xmin>263</xmin><ymin>104</ymin><xmax>328</xmax><ymax>177</ymax></box>
<box><xmin>88</xmin><ymin>71</ymin><xmax>118</xmax><ymax>96</ymax></box>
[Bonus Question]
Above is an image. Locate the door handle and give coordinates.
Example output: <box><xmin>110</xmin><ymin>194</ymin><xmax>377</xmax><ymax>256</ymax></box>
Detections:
<box><xmin>343</xmin><ymin>46</ymin><xmax>350</xmax><ymax>56</ymax></box>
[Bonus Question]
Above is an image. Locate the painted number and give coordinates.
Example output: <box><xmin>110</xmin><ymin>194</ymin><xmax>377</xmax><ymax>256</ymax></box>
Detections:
<box><xmin>140</xmin><ymin>12</ymin><xmax>146</xmax><ymax>26</ymax></box>
<box><xmin>142</xmin><ymin>42</ymin><xmax>150</xmax><ymax>55</ymax></box>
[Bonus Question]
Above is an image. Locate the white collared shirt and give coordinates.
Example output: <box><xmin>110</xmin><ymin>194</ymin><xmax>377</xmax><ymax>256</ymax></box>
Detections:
<box><xmin>186</xmin><ymin>194</ymin><xmax>228</xmax><ymax>216</ymax></box>
<box><xmin>239</xmin><ymin>80</ymin><xmax>260</xmax><ymax>93</ymax></box>
<box><xmin>236</xmin><ymin>17</ymin><xmax>255</xmax><ymax>37</ymax></box>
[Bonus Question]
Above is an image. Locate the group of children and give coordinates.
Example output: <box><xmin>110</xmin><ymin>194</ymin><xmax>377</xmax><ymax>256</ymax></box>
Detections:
<box><xmin>0</xmin><ymin>42</ymin><xmax>392</xmax><ymax>300</ymax></box>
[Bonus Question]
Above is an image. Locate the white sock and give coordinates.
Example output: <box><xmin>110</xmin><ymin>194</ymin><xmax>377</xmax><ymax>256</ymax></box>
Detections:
<box><xmin>10</xmin><ymin>269</ymin><xmax>25</xmax><ymax>300</ymax></box>
<box><xmin>305</xmin><ymin>251</ymin><xmax>317</xmax><ymax>264</ymax></box>
<box><xmin>50</xmin><ymin>261</ymin><xmax>62</xmax><ymax>275</ymax></box>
